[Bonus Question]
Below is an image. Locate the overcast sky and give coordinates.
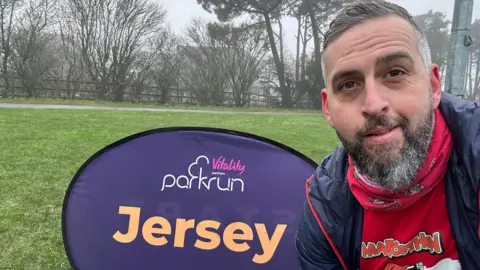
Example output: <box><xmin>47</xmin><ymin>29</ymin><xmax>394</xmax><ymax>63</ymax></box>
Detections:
<box><xmin>156</xmin><ymin>0</ymin><xmax>480</xmax><ymax>54</ymax></box>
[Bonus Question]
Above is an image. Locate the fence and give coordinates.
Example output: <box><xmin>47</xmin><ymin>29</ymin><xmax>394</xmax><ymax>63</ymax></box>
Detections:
<box><xmin>0</xmin><ymin>76</ymin><xmax>316</xmax><ymax>109</ymax></box>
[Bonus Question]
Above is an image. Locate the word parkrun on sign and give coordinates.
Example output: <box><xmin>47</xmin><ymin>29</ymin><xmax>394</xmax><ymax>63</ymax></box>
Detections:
<box><xmin>112</xmin><ymin>206</ymin><xmax>287</xmax><ymax>264</ymax></box>
<box><xmin>161</xmin><ymin>155</ymin><xmax>246</xmax><ymax>192</ymax></box>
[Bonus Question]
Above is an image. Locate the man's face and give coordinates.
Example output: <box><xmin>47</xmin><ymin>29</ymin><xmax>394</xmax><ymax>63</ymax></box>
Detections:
<box><xmin>321</xmin><ymin>15</ymin><xmax>442</xmax><ymax>191</ymax></box>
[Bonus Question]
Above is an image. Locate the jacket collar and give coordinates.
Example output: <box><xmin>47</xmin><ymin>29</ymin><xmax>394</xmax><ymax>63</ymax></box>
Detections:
<box><xmin>438</xmin><ymin>92</ymin><xmax>479</xmax><ymax>156</ymax></box>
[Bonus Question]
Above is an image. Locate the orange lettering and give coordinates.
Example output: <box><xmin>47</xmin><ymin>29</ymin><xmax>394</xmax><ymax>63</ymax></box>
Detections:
<box><xmin>195</xmin><ymin>220</ymin><xmax>221</xmax><ymax>250</ymax></box>
<box><xmin>223</xmin><ymin>222</ymin><xmax>254</xmax><ymax>252</ymax></box>
<box><xmin>173</xmin><ymin>219</ymin><xmax>195</xmax><ymax>247</ymax></box>
<box><xmin>112</xmin><ymin>205</ymin><xmax>288</xmax><ymax>264</ymax></box>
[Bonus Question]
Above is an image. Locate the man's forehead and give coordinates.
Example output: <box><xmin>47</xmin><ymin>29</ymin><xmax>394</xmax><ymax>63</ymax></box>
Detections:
<box><xmin>330</xmin><ymin>50</ymin><xmax>415</xmax><ymax>72</ymax></box>
<box><xmin>323</xmin><ymin>16</ymin><xmax>418</xmax><ymax>80</ymax></box>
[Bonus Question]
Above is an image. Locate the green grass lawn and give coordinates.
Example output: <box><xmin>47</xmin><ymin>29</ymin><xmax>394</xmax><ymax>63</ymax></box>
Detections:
<box><xmin>0</xmin><ymin>107</ymin><xmax>339</xmax><ymax>269</ymax></box>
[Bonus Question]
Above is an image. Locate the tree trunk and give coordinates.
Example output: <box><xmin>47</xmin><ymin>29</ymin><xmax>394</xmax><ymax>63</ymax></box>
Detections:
<box><xmin>474</xmin><ymin>53</ymin><xmax>480</xmax><ymax>99</ymax></box>
<box><xmin>305</xmin><ymin>0</ymin><xmax>323</xmax><ymax>110</ymax></box>
<box><xmin>295</xmin><ymin>12</ymin><xmax>301</xmax><ymax>82</ymax></box>
<box><xmin>301</xmin><ymin>16</ymin><xmax>309</xmax><ymax>80</ymax></box>
<box><xmin>262</xmin><ymin>11</ymin><xmax>291</xmax><ymax>108</ymax></box>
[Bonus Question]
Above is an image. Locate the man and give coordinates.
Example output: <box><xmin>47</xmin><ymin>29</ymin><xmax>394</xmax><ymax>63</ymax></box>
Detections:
<box><xmin>295</xmin><ymin>1</ymin><xmax>480</xmax><ymax>269</ymax></box>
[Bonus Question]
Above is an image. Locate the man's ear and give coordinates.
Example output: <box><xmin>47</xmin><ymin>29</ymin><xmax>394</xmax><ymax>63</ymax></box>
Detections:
<box><xmin>429</xmin><ymin>63</ymin><xmax>442</xmax><ymax>108</ymax></box>
<box><xmin>321</xmin><ymin>88</ymin><xmax>334</xmax><ymax>127</ymax></box>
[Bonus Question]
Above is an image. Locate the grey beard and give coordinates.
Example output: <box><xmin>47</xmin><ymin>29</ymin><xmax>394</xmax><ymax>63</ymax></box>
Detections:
<box><xmin>337</xmin><ymin>98</ymin><xmax>435</xmax><ymax>192</ymax></box>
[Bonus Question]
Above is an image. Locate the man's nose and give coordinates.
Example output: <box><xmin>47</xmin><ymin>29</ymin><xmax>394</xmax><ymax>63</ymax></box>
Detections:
<box><xmin>361</xmin><ymin>79</ymin><xmax>389</xmax><ymax>117</ymax></box>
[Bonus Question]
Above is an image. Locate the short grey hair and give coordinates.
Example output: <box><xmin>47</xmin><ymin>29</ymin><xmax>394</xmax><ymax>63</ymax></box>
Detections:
<box><xmin>321</xmin><ymin>0</ymin><xmax>432</xmax><ymax>85</ymax></box>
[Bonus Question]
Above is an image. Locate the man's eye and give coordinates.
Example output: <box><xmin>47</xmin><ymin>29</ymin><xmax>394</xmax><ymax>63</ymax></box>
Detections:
<box><xmin>339</xmin><ymin>81</ymin><xmax>357</xmax><ymax>91</ymax></box>
<box><xmin>387</xmin><ymin>69</ymin><xmax>406</xmax><ymax>78</ymax></box>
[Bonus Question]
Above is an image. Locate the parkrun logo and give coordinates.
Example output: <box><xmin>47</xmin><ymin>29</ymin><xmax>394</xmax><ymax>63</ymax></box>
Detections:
<box><xmin>161</xmin><ymin>155</ymin><xmax>246</xmax><ymax>192</ymax></box>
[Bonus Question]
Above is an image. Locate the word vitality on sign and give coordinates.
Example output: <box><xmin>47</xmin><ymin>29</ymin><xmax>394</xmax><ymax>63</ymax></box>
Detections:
<box><xmin>112</xmin><ymin>206</ymin><xmax>287</xmax><ymax>264</ymax></box>
<box><xmin>212</xmin><ymin>156</ymin><xmax>245</xmax><ymax>175</ymax></box>
<box><xmin>161</xmin><ymin>155</ymin><xmax>245</xmax><ymax>192</ymax></box>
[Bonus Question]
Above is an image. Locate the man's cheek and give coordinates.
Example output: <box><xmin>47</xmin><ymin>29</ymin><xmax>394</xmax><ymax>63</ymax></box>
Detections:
<box><xmin>339</xmin><ymin>127</ymin><xmax>359</xmax><ymax>142</ymax></box>
<box><xmin>397</xmin><ymin>99</ymin><xmax>423</xmax><ymax>120</ymax></box>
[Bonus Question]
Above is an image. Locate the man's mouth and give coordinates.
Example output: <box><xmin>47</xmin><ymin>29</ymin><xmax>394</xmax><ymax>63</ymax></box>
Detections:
<box><xmin>365</xmin><ymin>126</ymin><xmax>398</xmax><ymax>136</ymax></box>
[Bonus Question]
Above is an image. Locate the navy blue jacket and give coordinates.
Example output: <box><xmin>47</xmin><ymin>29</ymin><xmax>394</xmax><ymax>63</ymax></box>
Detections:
<box><xmin>296</xmin><ymin>92</ymin><xmax>480</xmax><ymax>269</ymax></box>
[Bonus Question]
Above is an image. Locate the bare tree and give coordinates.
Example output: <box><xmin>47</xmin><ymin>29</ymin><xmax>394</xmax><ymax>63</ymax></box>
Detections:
<box><xmin>197</xmin><ymin>0</ymin><xmax>295</xmax><ymax>107</ymax></box>
<box><xmin>0</xmin><ymin>0</ymin><xmax>22</xmax><ymax>97</ymax></box>
<box><xmin>290</xmin><ymin>3</ymin><xmax>308</xmax><ymax>83</ymax></box>
<box><xmin>210</xmin><ymin>21</ymin><xmax>269</xmax><ymax>107</ymax></box>
<box><xmin>56</xmin><ymin>6</ymin><xmax>86</xmax><ymax>99</ymax></box>
<box><xmin>287</xmin><ymin>1</ymin><xmax>312</xmax><ymax>82</ymax></box>
<box><xmin>179</xmin><ymin>18</ymin><xmax>229</xmax><ymax>106</ymax></box>
<box><xmin>179</xmin><ymin>18</ymin><xmax>268</xmax><ymax>107</ymax></box>
<box><xmin>128</xmin><ymin>29</ymin><xmax>182</xmax><ymax>104</ymax></box>
<box><xmin>10</xmin><ymin>0</ymin><xmax>57</xmax><ymax>97</ymax></box>
<box><xmin>150</xmin><ymin>31</ymin><xmax>184</xmax><ymax>104</ymax></box>
<box><xmin>59</xmin><ymin>0</ymin><xmax>168</xmax><ymax>101</ymax></box>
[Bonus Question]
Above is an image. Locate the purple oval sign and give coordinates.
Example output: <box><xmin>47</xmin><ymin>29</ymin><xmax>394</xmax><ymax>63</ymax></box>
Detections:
<box><xmin>62</xmin><ymin>127</ymin><xmax>317</xmax><ymax>270</ymax></box>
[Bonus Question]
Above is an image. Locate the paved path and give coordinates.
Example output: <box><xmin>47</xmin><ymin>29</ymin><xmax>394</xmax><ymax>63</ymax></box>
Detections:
<box><xmin>0</xmin><ymin>103</ymin><xmax>320</xmax><ymax>116</ymax></box>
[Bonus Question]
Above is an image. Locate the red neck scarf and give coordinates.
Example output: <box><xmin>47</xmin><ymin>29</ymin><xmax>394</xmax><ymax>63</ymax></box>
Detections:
<box><xmin>347</xmin><ymin>109</ymin><xmax>453</xmax><ymax>210</ymax></box>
